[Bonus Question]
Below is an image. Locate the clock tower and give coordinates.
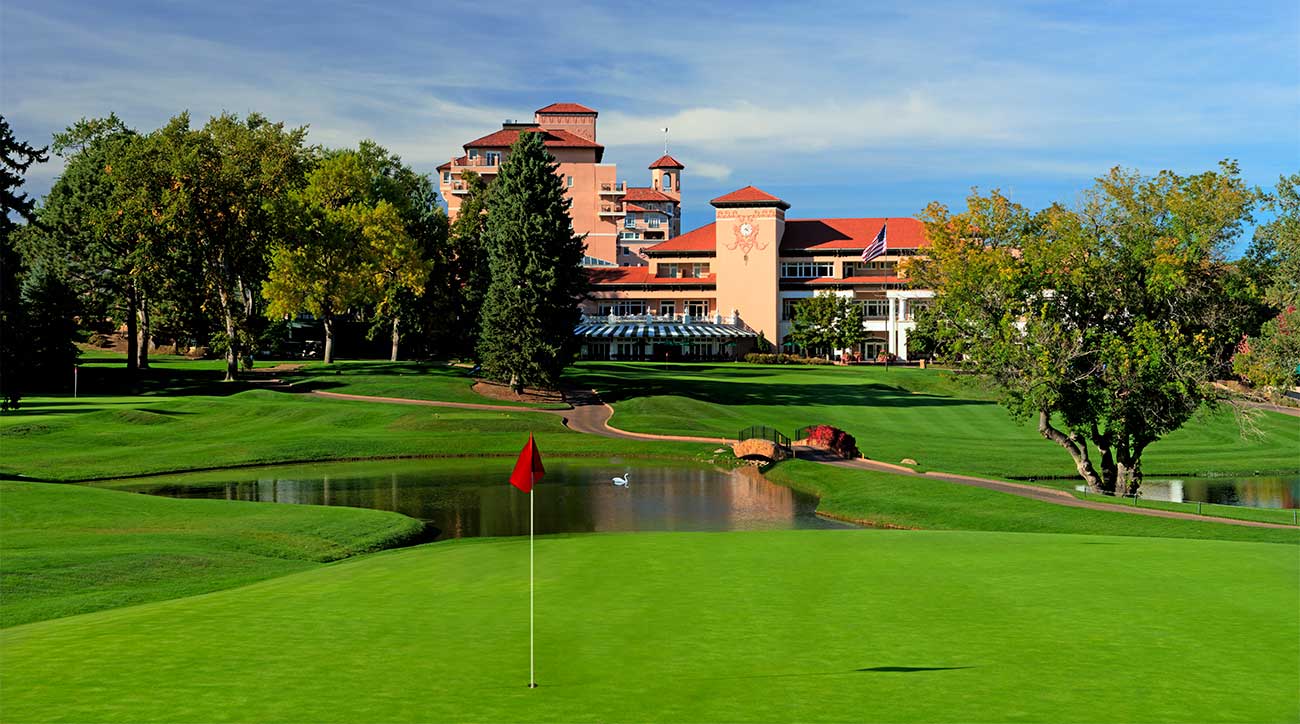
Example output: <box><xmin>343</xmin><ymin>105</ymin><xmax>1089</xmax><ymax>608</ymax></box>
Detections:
<box><xmin>711</xmin><ymin>186</ymin><xmax>788</xmax><ymax>345</ymax></box>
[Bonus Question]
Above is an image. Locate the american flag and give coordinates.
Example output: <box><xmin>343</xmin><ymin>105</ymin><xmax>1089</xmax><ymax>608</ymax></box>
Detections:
<box><xmin>861</xmin><ymin>222</ymin><xmax>887</xmax><ymax>262</ymax></box>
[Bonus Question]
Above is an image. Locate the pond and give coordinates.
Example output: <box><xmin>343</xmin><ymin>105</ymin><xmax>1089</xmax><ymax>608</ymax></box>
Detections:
<box><xmin>1136</xmin><ymin>475</ymin><xmax>1299</xmax><ymax>508</ymax></box>
<box><xmin>1075</xmin><ymin>475</ymin><xmax>1300</xmax><ymax>508</ymax></box>
<box><xmin>101</xmin><ymin>459</ymin><xmax>853</xmax><ymax>540</ymax></box>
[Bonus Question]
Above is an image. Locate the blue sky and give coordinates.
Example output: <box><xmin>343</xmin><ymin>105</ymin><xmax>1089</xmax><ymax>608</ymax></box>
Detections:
<box><xmin>4</xmin><ymin>0</ymin><xmax>1297</xmax><ymax>252</ymax></box>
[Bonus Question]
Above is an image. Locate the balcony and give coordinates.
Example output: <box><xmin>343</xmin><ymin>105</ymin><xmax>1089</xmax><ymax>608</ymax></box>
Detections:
<box><xmin>599</xmin><ymin>203</ymin><xmax>625</xmax><ymax>217</ymax></box>
<box><xmin>582</xmin><ymin>312</ymin><xmax>740</xmax><ymax>326</ymax></box>
<box><xmin>453</xmin><ymin>156</ymin><xmax>501</xmax><ymax>174</ymax></box>
<box><xmin>599</xmin><ymin>181</ymin><xmax>627</xmax><ymax>195</ymax></box>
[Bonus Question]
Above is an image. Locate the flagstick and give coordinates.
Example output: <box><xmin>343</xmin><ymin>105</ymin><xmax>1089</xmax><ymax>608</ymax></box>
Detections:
<box><xmin>529</xmin><ymin>471</ymin><xmax>536</xmax><ymax>689</ymax></box>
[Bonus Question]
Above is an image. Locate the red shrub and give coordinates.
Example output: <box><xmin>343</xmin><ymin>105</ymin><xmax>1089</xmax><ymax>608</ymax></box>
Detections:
<box><xmin>805</xmin><ymin>424</ymin><xmax>860</xmax><ymax>459</ymax></box>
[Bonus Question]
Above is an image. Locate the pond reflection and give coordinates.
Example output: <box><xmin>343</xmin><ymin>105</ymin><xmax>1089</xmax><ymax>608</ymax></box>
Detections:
<box><xmin>112</xmin><ymin>461</ymin><xmax>852</xmax><ymax>539</ymax></box>
<box><xmin>1139</xmin><ymin>476</ymin><xmax>1299</xmax><ymax>508</ymax></box>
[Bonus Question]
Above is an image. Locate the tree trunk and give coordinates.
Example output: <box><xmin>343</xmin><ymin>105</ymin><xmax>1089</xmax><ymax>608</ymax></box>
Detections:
<box><xmin>217</xmin><ymin>286</ymin><xmax>238</xmax><ymax>382</ymax></box>
<box><xmin>137</xmin><ymin>296</ymin><xmax>151</xmax><ymax>370</ymax></box>
<box><xmin>323</xmin><ymin>315</ymin><xmax>335</xmax><ymax>364</ymax></box>
<box><xmin>1037</xmin><ymin>410</ymin><xmax>1105</xmax><ymax>492</ymax></box>
<box><xmin>125</xmin><ymin>288</ymin><xmax>139</xmax><ymax>373</ymax></box>
<box><xmin>390</xmin><ymin>317</ymin><xmax>400</xmax><ymax>362</ymax></box>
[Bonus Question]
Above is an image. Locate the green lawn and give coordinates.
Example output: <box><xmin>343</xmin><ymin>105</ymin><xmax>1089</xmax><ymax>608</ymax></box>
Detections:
<box><xmin>766</xmin><ymin>460</ymin><xmax>1298</xmax><ymax>544</ymax></box>
<box><xmin>0</xmin><ymin>481</ymin><xmax>423</xmax><ymax>628</ymax></box>
<box><xmin>568</xmin><ymin>362</ymin><xmax>1300</xmax><ymax>479</ymax></box>
<box><xmin>2</xmin><ymin>529</ymin><xmax>1295</xmax><ymax>723</ymax></box>
<box><xmin>0</xmin><ymin>390</ymin><xmax>712</xmax><ymax>482</ymax></box>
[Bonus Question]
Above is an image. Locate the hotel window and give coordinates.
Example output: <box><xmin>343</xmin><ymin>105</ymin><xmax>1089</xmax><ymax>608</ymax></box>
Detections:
<box><xmin>657</xmin><ymin>263</ymin><xmax>679</xmax><ymax>278</ymax></box>
<box><xmin>567</xmin><ymin>175</ymin><xmax>574</xmax><ymax>188</ymax></box>
<box><xmin>663</xmin><ymin>173</ymin><xmax>672</xmax><ymax>191</ymax></box>
<box><xmin>468</xmin><ymin>149</ymin><xmax>479</xmax><ymax>159</ymax></box>
<box><xmin>860</xmin><ymin>299</ymin><xmax>890</xmax><ymax>319</ymax></box>
<box><xmin>684</xmin><ymin>300</ymin><xmax>709</xmax><ymax>317</ymax></box>
<box><xmin>486</xmin><ymin>152</ymin><xmax>501</xmax><ymax>166</ymax></box>
<box><xmin>659</xmin><ymin>301</ymin><xmax>676</xmax><ymax>316</ymax></box>
<box><xmin>782</xmin><ymin>298</ymin><xmax>806</xmax><ymax>321</ymax></box>
<box><xmin>599</xmin><ymin>300</ymin><xmax>647</xmax><ymax>316</ymax></box>
<box><xmin>780</xmin><ymin>262</ymin><xmax>834</xmax><ymax>278</ymax></box>
<box><xmin>648</xmin><ymin>218</ymin><xmax>661</xmax><ymax>229</ymax></box>
<box><xmin>625</xmin><ymin>216</ymin><xmax>637</xmax><ymax>229</ymax></box>
<box><xmin>619</xmin><ymin>231</ymin><xmax>639</xmax><ymax>241</ymax></box>
<box><xmin>682</xmin><ymin>263</ymin><xmax>710</xmax><ymax>279</ymax></box>
<box><xmin>442</xmin><ymin>171</ymin><xmax>451</xmax><ymax>183</ymax></box>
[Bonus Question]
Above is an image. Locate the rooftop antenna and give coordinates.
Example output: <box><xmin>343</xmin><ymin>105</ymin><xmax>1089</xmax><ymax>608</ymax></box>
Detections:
<box><xmin>662</xmin><ymin>127</ymin><xmax>670</xmax><ymax>156</ymax></box>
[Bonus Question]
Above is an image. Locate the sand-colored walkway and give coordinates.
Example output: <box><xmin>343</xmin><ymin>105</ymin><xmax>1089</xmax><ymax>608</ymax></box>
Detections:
<box><xmin>311</xmin><ymin>388</ymin><xmax>1296</xmax><ymax>530</ymax></box>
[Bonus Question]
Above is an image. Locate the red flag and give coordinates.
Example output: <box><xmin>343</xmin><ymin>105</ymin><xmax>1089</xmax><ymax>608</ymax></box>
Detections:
<box><xmin>510</xmin><ymin>434</ymin><xmax>545</xmax><ymax>493</ymax></box>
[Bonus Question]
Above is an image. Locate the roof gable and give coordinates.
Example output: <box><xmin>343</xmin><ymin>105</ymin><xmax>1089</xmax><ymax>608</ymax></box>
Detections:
<box><xmin>711</xmin><ymin>185</ymin><xmax>790</xmax><ymax>209</ymax></box>
<box><xmin>649</xmin><ymin>154</ymin><xmax>685</xmax><ymax>169</ymax></box>
<box><xmin>536</xmin><ymin>102</ymin><xmax>597</xmax><ymax>114</ymax></box>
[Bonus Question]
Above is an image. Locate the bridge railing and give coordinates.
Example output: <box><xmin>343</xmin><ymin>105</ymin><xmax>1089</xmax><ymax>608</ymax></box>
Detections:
<box><xmin>737</xmin><ymin>425</ymin><xmax>792</xmax><ymax>454</ymax></box>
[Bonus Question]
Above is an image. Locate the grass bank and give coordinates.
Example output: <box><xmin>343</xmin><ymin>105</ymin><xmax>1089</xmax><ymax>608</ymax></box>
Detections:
<box><xmin>0</xmin><ymin>390</ymin><xmax>712</xmax><ymax>482</ymax></box>
<box><xmin>281</xmin><ymin>360</ymin><xmax>569</xmax><ymax>409</ymax></box>
<box><xmin>569</xmin><ymin>362</ymin><xmax>1300</xmax><ymax>479</ymax></box>
<box><xmin>2</xmin><ymin>530</ymin><xmax>1295</xmax><ymax>723</ymax></box>
<box><xmin>765</xmin><ymin>460</ymin><xmax>1299</xmax><ymax>544</ymax></box>
<box><xmin>0</xmin><ymin>481</ymin><xmax>423</xmax><ymax>628</ymax></box>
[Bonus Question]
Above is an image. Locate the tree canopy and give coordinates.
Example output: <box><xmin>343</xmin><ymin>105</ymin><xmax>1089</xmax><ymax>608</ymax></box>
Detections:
<box><xmin>908</xmin><ymin>161</ymin><xmax>1256</xmax><ymax>495</ymax></box>
<box><xmin>786</xmin><ymin>292</ymin><xmax>868</xmax><ymax>358</ymax></box>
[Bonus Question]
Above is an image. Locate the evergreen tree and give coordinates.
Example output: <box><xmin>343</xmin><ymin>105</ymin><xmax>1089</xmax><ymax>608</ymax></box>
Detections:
<box><xmin>477</xmin><ymin>133</ymin><xmax>587</xmax><ymax>392</ymax></box>
<box><xmin>1</xmin><ymin>116</ymin><xmax>49</xmax><ymax>408</ymax></box>
<box><xmin>19</xmin><ymin>260</ymin><xmax>80</xmax><ymax>389</ymax></box>
<box><xmin>448</xmin><ymin>171</ymin><xmax>492</xmax><ymax>359</ymax></box>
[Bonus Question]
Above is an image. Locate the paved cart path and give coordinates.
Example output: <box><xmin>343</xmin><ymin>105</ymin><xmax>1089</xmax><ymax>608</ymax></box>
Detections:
<box><xmin>310</xmin><ymin>388</ymin><xmax>1296</xmax><ymax>530</ymax></box>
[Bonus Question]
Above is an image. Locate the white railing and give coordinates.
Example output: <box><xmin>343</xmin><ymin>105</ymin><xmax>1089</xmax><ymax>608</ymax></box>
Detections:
<box><xmin>583</xmin><ymin>312</ymin><xmax>742</xmax><ymax>326</ymax></box>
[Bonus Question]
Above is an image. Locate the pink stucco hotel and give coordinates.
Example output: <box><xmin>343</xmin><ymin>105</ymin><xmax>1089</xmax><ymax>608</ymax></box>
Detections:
<box><xmin>440</xmin><ymin>103</ymin><xmax>933</xmax><ymax>361</ymax></box>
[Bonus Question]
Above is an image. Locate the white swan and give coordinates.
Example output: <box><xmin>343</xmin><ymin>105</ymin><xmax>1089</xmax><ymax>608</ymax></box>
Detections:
<box><xmin>612</xmin><ymin>472</ymin><xmax>631</xmax><ymax>487</ymax></box>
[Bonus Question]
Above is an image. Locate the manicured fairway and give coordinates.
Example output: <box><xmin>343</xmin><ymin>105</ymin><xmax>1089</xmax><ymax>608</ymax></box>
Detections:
<box><xmin>2</xmin><ymin>530</ymin><xmax>1295</xmax><ymax>723</ymax></box>
<box><xmin>0</xmin><ymin>481</ymin><xmax>422</xmax><ymax>627</ymax></box>
<box><xmin>767</xmin><ymin>461</ymin><xmax>1299</xmax><ymax>544</ymax></box>
<box><xmin>569</xmin><ymin>363</ymin><xmax>1300</xmax><ymax>479</ymax></box>
<box><xmin>0</xmin><ymin>390</ymin><xmax>710</xmax><ymax>482</ymax></box>
<box><xmin>281</xmin><ymin>360</ymin><xmax>569</xmax><ymax>408</ymax></box>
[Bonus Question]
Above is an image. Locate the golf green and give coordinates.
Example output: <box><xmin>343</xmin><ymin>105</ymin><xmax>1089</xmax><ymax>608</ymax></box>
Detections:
<box><xmin>3</xmin><ymin>530</ymin><xmax>1295</xmax><ymax>723</ymax></box>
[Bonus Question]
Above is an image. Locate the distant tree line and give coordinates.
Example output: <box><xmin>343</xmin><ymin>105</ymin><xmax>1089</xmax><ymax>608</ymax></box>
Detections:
<box><xmin>1</xmin><ymin>112</ymin><xmax>586</xmax><ymax>402</ymax></box>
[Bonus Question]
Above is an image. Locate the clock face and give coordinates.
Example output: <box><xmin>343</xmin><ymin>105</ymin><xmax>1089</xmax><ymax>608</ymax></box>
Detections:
<box><xmin>739</xmin><ymin>222</ymin><xmax>754</xmax><ymax>237</ymax></box>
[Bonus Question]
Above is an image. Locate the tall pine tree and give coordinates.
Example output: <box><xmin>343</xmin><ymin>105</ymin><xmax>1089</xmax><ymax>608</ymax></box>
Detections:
<box><xmin>477</xmin><ymin>133</ymin><xmax>587</xmax><ymax>392</ymax></box>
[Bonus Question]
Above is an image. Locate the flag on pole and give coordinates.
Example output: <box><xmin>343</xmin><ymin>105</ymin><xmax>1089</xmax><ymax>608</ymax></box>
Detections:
<box><xmin>510</xmin><ymin>433</ymin><xmax>545</xmax><ymax>689</ymax></box>
<box><xmin>510</xmin><ymin>434</ymin><xmax>545</xmax><ymax>492</ymax></box>
<box><xmin>861</xmin><ymin>221</ymin><xmax>887</xmax><ymax>263</ymax></box>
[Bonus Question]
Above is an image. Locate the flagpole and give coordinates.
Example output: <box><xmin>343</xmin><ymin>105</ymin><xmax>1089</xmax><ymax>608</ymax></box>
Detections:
<box><xmin>529</xmin><ymin>470</ymin><xmax>536</xmax><ymax>689</ymax></box>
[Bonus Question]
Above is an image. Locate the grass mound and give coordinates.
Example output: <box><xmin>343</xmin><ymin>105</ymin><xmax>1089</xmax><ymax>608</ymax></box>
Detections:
<box><xmin>0</xmin><ymin>481</ymin><xmax>424</xmax><ymax>627</ymax></box>
<box><xmin>3</xmin><ymin>530</ymin><xmax>1295</xmax><ymax>723</ymax></box>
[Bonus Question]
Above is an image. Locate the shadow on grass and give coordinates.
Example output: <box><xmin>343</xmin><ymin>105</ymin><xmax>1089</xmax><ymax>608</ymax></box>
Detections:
<box><xmin>567</xmin><ymin>364</ymin><xmax>993</xmax><ymax>410</ymax></box>
<box><xmin>500</xmin><ymin>665</ymin><xmax>976</xmax><ymax>690</ymax></box>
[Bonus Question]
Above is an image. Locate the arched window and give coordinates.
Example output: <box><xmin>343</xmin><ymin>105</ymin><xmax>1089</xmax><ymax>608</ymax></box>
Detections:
<box><xmin>663</xmin><ymin>173</ymin><xmax>672</xmax><ymax>190</ymax></box>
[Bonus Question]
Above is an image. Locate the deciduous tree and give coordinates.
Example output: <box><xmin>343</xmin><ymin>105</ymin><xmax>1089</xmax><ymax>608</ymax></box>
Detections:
<box><xmin>786</xmin><ymin>292</ymin><xmax>868</xmax><ymax>358</ymax></box>
<box><xmin>908</xmin><ymin>161</ymin><xmax>1255</xmax><ymax>496</ymax></box>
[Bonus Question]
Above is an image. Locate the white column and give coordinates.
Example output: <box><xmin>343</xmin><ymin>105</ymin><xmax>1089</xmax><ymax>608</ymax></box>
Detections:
<box><xmin>897</xmin><ymin>326</ymin><xmax>910</xmax><ymax>361</ymax></box>
<box><xmin>887</xmin><ymin>297</ymin><xmax>898</xmax><ymax>357</ymax></box>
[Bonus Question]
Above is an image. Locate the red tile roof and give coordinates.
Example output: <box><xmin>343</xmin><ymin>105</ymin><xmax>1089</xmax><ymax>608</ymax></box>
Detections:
<box><xmin>649</xmin><ymin>154</ymin><xmax>685</xmax><ymax>169</ymax></box>
<box><xmin>642</xmin><ymin>217</ymin><xmax>928</xmax><ymax>255</ymax></box>
<box><xmin>644</xmin><ymin>223</ymin><xmax>717</xmax><ymax>253</ymax></box>
<box><xmin>536</xmin><ymin>102</ymin><xmax>597</xmax><ymax>114</ymax></box>
<box><xmin>623</xmin><ymin>203</ymin><xmax>649</xmax><ymax>213</ymax></box>
<box><xmin>711</xmin><ymin>186</ymin><xmax>789</xmax><ymax>209</ymax></box>
<box><xmin>624</xmin><ymin>187</ymin><xmax>675</xmax><ymax>203</ymax></box>
<box><xmin>587</xmin><ymin>268</ymin><xmax>716</xmax><ymax>286</ymax></box>
<box><xmin>465</xmin><ymin>127</ymin><xmax>602</xmax><ymax>150</ymax></box>
<box><xmin>781</xmin><ymin>217</ymin><xmax>929</xmax><ymax>251</ymax></box>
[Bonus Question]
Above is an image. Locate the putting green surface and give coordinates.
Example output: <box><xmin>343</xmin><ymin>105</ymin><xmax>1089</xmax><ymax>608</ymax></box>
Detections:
<box><xmin>3</xmin><ymin>530</ymin><xmax>1296</xmax><ymax>723</ymax></box>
